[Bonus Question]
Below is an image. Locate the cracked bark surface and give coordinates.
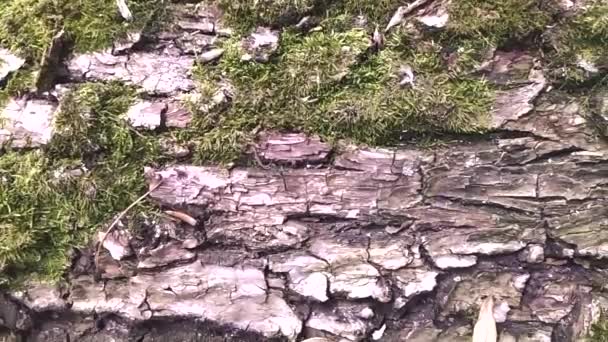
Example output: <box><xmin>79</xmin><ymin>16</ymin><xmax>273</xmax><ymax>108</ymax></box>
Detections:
<box><xmin>3</xmin><ymin>111</ymin><xmax>608</xmax><ymax>341</ymax></box>
<box><xmin>2</xmin><ymin>1</ymin><xmax>608</xmax><ymax>342</ymax></box>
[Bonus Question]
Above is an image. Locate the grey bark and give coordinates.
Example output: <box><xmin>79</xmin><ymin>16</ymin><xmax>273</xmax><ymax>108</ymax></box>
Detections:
<box><xmin>2</xmin><ymin>1</ymin><xmax>608</xmax><ymax>342</ymax></box>
<box><xmin>3</xmin><ymin>107</ymin><xmax>608</xmax><ymax>340</ymax></box>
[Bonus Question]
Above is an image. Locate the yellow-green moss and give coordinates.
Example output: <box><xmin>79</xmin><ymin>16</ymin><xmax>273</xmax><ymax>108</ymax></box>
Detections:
<box><xmin>0</xmin><ymin>82</ymin><xmax>162</xmax><ymax>285</ymax></box>
<box><xmin>183</xmin><ymin>22</ymin><xmax>493</xmax><ymax>163</ymax></box>
<box><xmin>545</xmin><ymin>0</ymin><xmax>608</xmax><ymax>85</ymax></box>
<box><xmin>0</xmin><ymin>0</ymin><xmax>166</xmax><ymax>61</ymax></box>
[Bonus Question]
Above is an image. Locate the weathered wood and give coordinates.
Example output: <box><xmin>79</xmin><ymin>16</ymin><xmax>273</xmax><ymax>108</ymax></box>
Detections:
<box><xmin>4</xmin><ymin>100</ymin><xmax>608</xmax><ymax>340</ymax></box>
<box><xmin>3</xmin><ymin>2</ymin><xmax>608</xmax><ymax>342</ymax></box>
<box><xmin>7</xmin><ymin>89</ymin><xmax>604</xmax><ymax>340</ymax></box>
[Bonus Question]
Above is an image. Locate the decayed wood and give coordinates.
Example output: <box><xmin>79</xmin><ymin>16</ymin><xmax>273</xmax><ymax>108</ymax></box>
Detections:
<box><xmin>252</xmin><ymin>132</ymin><xmax>332</xmax><ymax>165</ymax></box>
<box><xmin>120</xmin><ymin>89</ymin><xmax>606</xmax><ymax>341</ymax></box>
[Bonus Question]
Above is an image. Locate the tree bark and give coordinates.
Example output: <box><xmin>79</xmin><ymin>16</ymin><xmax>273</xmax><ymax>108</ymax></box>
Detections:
<box><xmin>3</xmin><ymin>113</ymin><xmax>608</xmax><ymax>341</ymax></box>
<box><xmin>2</xmin><ymin>1</ymin><xmax>608</xmax><ymax>342</ymax></box>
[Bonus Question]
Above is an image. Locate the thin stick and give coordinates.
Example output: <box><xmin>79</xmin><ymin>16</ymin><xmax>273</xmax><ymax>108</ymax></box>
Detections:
<box><xmin>94</xmin><ymin>179</ymin><xmax>163</xmax><ymax>270</ymax></box>
<box><xmin>249</xmin><ymin>144</ymin><xmax>272</xmax><ymax>170</ymax></box>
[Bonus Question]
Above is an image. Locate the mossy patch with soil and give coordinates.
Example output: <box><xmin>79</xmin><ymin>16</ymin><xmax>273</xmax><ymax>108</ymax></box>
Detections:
<box><xmin>0</xmin><ymin>82</ymin><xmax>162</xmax><ymax>285</ymax></box>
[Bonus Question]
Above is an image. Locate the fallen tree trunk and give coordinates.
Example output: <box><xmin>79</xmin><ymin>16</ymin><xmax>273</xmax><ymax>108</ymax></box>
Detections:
<box><xmin>2</xmin><ymin>118</ymin><xmax>608</xmax><ymax>341</ymax></box>
<box><xmin>2</xmin><ymin>1</ymin><xmax>608</xmax><ymax>341</ymax></box>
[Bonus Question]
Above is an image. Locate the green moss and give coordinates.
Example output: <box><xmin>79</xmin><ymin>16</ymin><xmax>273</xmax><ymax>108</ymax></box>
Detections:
<box><xmin>65</xmin><ymin>0</ymin><xmax>167</xmax><ymax>53</ymax></box>
<box><xmin>447</xmin><ymin>0</ymin><xmax>551</xmax><ymax>43</ymax></box>
<box><xmin>0</xmin><ymin>82</ymin><xmax>162</xmax><ymax>285</ymax></box>
<box><xmin>216</xmin><ymin>0</ymin><xmax>318</xmax><ymax>31</ymax></box>
<box><xmin>0</xmin><ymin>0</ymin><xmax>166</xmax><ymax>61</ymax></box>
<box><xmin>336</xmin><ymin>0</ymin><xmax>402</xmax><ymax>26</ymax></box>
<box><xmin>216</xmin><ymin>0</ymin><xmax>406</xmax><ymax>32</ymax></box>
<box><xmin>183</xmin><ymin>24</ymin><xmax>493</xmax><ymax>163</ymax></box>
<box><xmin>0</xmin><ymin>69</ymin><xmax>35</xmax><ymax>106</ymax></box>
<box><xmin>318</xmin><ymin>52</ymin><xmax>492</xmax><ymax>144</ymax></box>
<box><xmin>590</xmin><ymin>313</ymin><xmax>608</xmax><ymax>341</ymax></box>
<box><xmin>545</xmin><ymin>0</ymin><xmax>608</xmax><ymax>85</ymax></box>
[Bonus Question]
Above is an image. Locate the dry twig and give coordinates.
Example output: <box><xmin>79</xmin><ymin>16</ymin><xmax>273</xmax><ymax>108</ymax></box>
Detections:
<box><xmin>94</xmin><ymin>176</ymin><xmax>163</xmax><ymax>270</ymax></box>
<box><xmin>164</xmin><ymin>210</ymin><xmax>198</xmax><ymax>226</ymax></box>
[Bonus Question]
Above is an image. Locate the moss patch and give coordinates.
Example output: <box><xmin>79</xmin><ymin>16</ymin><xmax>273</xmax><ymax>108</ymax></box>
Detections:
<box><xmin>334</xmin><ymin>0</ymin><xmax>403</xmax><ymax>27</ymax></box>
<box><xmin>0</xmin><ymin>0</ymin><xmax>167</xmax><ymax>97</ymax></box>
<box><xmin>446</xmin><ymin>0</ymin><xmax>551</xmax><ymax>43</ymax></box>
<box><xmin>216</xmin><ymin>0</ymin><xmax>319</xmax><ymax>32</ymax></box>
<box><xmin>215</xmin><ymin>0</ymin><xmax>405</xmax><ymax>31</ymax></box>
<box><xmin>183</xmin><ymin>21</ymin><xmax>492</xmax><ymax>163</ymax></box>
<box><xmin>0</xmin><ymin>0</ymin><xmax>166</xmax><ymax>61</ymax></box>
<box><xmin>0</xmin><ymin>69</ymin><xmax>35</xmax><ymax>105</ymax></box>
<box><xmin>0</xmin><ymin>82</ymin><xmax>162</xmax><ymax>285</ymax></box>
<box><xmin>545</xmin><ymin>0</ymin><xmax>608</xmax><ymax>85</ymax></box>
